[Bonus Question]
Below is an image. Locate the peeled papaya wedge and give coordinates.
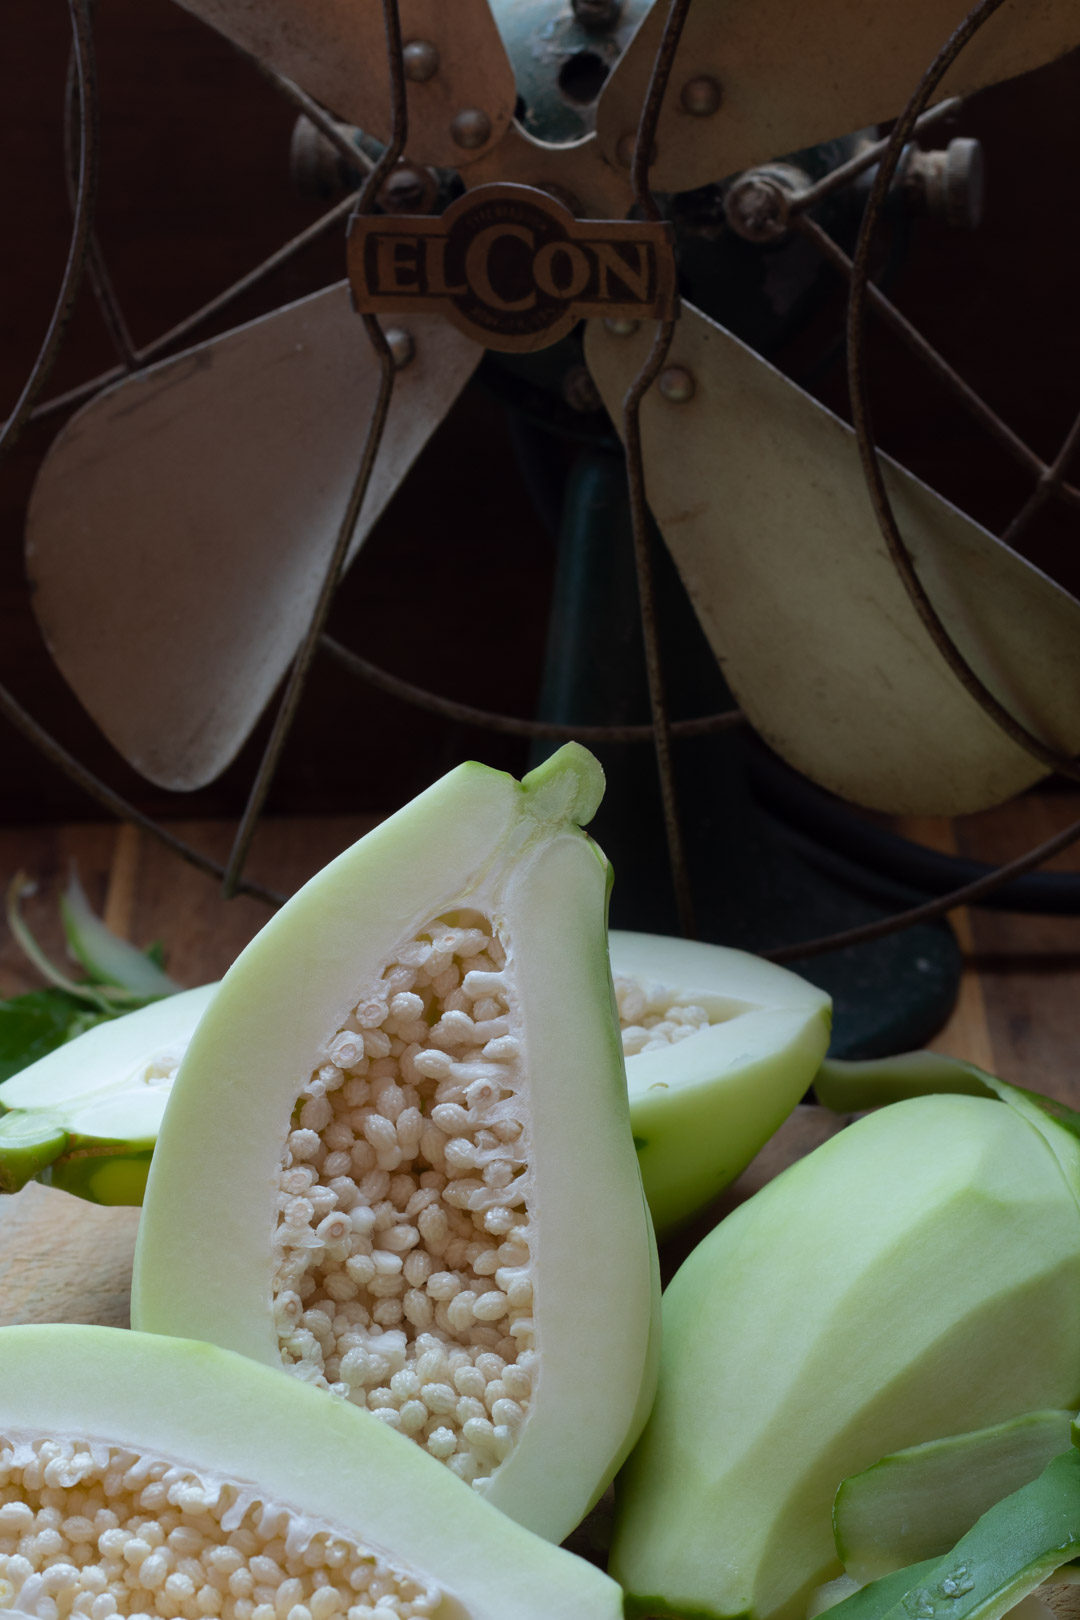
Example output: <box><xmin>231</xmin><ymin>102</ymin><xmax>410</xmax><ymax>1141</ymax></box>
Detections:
<box><xmin>0</xmin><ymin>1322</ymin><xmax>623</xmax><ymax>1618</ymax></box>
<box><xmin>610</xmin><ymin>931</ymin><xmax>831</xmax><ymax>1234</ymax></box>
<box><xmin>610</xmin><ymin>1092</ymin><xmax>1080</xmax><ymax>1620</ymax></box>
<box><xmin>132</xmin><ymin>745</ymin><xmax>658</xmax><ymax>1545</ymax></box>
<box><xmin>0</xmin><ymin>985</ymin><xmax>216</xmax><ymax>1203</ymax></box>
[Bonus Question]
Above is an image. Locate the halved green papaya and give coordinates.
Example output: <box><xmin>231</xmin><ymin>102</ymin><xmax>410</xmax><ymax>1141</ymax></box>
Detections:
<box><xmin>0</xmin><ymin>1322</ymin><xmax>623</xmax><ymax>1617</ymax></box>
<box><xmin>610</xmin><ymin>1093</ymin><xmax>1080</xmax><ymax>1620</ymax></box>
<box><xmin>0</xmin><ymin>985</ymin><xmax>216</xmax><ymax>1203</ymax></box>
<box><xmin>610</xmin><ymin>931</ymin><xmax>831</xmax><ymax>1234</ymax></box>
<box><xmin>833</xmin><ymin>1411</ymin><xmax>1077</xmax><ymax>1585</ymax></box>
<box><xmin>132</xmin><ymin>745</ymin><xmax>658</xmax><ymax>1545</ymax></box>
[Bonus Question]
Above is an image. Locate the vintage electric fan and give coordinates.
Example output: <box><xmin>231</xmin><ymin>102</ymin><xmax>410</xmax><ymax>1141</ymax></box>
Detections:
<box><xmin>9</xmin><ymin>0</ymin><xmax>1080</xmax><ymax>1052</ymax></box>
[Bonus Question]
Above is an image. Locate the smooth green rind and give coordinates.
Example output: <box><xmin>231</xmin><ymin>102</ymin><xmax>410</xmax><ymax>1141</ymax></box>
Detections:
<box><xmin>133</xmin><ymin>746</ymin><xmax>658</xmax><ymax>1545</ymax></box>
<box><xmin>0</xmin><ymin>1323</ymin><xmax>623</xmax><ymax>1619</ymax></box>
<box><xmin>0</xmin><ymin>1108</ymin><xmax>69</xmax><ymax>1191</ymax></box>
<box><xmin>611</xmin><ymin>932</ymin><xmax>831</xmax><ymax>1234</ymax></box>
<box><xmin>834</xmin><ymin>1410</ymin><xmax>1076</xmax><ymax>1583</ymax></box>
<box><xmin>610</xmin><ymin>1094</ymin><xmax>1080</xmax><ymax>1620</ymax></box>
<box><xmin>0</xmin><ymin>985</ymin><xmax>216</xmax><ymax>1204</ymax></box>
<box><xmin>827</xmin><ymin>1450</ymin><xmax>1080</xmax><ymax>1620</ymax></box>
<box><xmin>42</xmin><ymin>1147</ymin><xmax>155</xmax><ymax>1204</ymax></box>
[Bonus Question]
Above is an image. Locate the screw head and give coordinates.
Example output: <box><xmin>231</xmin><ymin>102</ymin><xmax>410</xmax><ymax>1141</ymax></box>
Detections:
<box><xmin>377</xmin><ymin>164</ymin><xmax>438</xmax><ymax>215</ymax></box>
<box><xmin>402</xmin><ymin>39</ymin><xmax>439</xmax><ymax>82</ymax></box>
<box><xmin>723</xmin><ymin>172</ymin><xmax>791</xmax><ymax>242</ymax></box>
<box><xmin>604</xmin><ymin>316</ymin><xmax>640</xmax><ymax>337</ymax></box>
<box><xmin>451</xmin><ymin>108</ymin><xmax>493</xmax><ymax>150</ymax></box>
<box><xmin>680</xmin><ymin>75</ymin><xmax>722</xmax><ymax>117</ymax></box>
<box><xmin>658</xmin><ymin>365</ymin><xmax>695</xmax><ymax>404</ymax></box>
<box><xmin>385</xmin><ymin>328</ymin><xmax>415</xmax><ymax>369</ymax></box>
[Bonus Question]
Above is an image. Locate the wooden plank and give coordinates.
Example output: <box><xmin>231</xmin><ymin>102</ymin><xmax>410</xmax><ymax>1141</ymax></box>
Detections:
<box><xmin>895</xmin><ymin>813</ymin><xmax>997</xmax><ymax>1075</ymax></box>
<box><xmin>954</xmin><ymin>789</ymin><xmax>1080</xmax><ymax>1108</ymax></box>
<box><xmin>0</xmin><ymin>1183</ymin><xmax>139</xmax><ymax>1328</ymax></box>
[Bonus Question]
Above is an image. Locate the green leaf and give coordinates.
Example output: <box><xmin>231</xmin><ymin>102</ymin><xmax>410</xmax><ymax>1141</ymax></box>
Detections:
<box><xmin>0</xmin><ymin>990</ymin><xmax>114</xmax><ymax>1085</ymax></box>
<box><xmin>827</xmin><ymin>1450</ymin><xmax>1080</xmax><ymax>1620</ymax></box>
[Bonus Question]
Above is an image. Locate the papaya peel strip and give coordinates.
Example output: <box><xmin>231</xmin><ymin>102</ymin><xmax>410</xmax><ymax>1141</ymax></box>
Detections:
<box><xmin>824</xmin><ymin>1448</ymin><xmax>1080</xmax><ymax>1620</ymax></box>
<box><xmin>816</xmin><ymin>1052</ymin><xmax>1080</xmax><ymax>1158</ymax></box>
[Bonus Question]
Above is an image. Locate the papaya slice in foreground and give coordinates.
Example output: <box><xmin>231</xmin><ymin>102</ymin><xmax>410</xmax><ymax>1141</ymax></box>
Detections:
<box><xmin>132</xmin><ymin>746</ymin><xmax>658</xmax><ymax>1544</ymax></box>
<box><xmin>0</xmin><ymin>1323</ymin><xmax>623</xmax><ymax>1618</ymax></box>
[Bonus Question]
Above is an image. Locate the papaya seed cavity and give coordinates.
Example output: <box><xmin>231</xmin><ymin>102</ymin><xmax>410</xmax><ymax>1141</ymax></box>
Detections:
<box><xmin>0</xmin><ymin>1432</ymin><xmax>441</xmax><ymax>1619</ymax></box>
<box><xmin>272</xmin><ymin>911</ymin><xmax>535</xmax><ymax>1490</ymax></box>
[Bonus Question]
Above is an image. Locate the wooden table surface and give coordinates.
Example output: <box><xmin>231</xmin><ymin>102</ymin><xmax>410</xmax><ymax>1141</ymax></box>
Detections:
<box><xmin>2</xmin><ymin>791</ymin><xmax>1079</xmax><ymax>1328</ymax></box>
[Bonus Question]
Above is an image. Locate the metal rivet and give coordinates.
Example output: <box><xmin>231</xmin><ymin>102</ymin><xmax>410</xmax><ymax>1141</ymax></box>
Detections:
<box><xmin>658</xmin><ymin>365</ymin><xmax>695</xmax><ymax>404</ymax></box>
<box><xmin>572</xmin><ymin>0</ymin><xmax>623</xmax><ymax>30</ymax></box>
<box><xmin>680</xmin><ymin>75</ymin><xmax>722</xmax><ymax>117</ymax></box>
<box><xmin>604</xmin><ymin>316</ymin><xmax>640</xmax><ymax>337</ymax></box>
<box><xmin>616</xmin><ymin>132</ymin><xmax>658</xmax><ymax>169</ymax></box>
<box><xmin>403</xmin><ymin>40</ymin><xmax>439</xmax><ymax>82</ymax></box>
<box><xmin>451</xmin><ymin>108</ymin><xmax>493</xmax><ymax>150</ymax></box>
<box><xmin>385</xmin><ymin>328</ymin><xmax>415</xmax><ymax>370</ymax></box>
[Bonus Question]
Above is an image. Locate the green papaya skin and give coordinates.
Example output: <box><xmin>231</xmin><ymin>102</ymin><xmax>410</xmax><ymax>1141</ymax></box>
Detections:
<box><xmin>833</xmin><ymin>1410</ymin><xmax>1077</xmax><ymax>1584</ymax></box>
<box><xmin>825</xmin><ymin>1448</ymin><xmax>1080</xmax><ymax>1620</ymax></box>
<box><xmin>610</xmin><ymin>1093</ymin><xmax>1080</xmax><ymax>1620</ymax></box>
<box><xmin>611</xmin><ymin>932</ymin><xmax>831</xmax><ymax>1234</ymax></box>
<box><xmin>0</xmin><ymin>1322</ymin><xmax>623</xmax><ymax>1618</ymax></box>
<box><xmin>133</xmin><ymin>745</ymin><xmax>658</xmax><ymax>1546</ymax></box>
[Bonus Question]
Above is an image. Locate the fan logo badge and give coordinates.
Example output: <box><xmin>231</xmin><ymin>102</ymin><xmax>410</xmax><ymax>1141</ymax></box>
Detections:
<box><xmin>347</xmin><ymin>183</ymin><xmax>677</xmax><ymax>353</ymax></box>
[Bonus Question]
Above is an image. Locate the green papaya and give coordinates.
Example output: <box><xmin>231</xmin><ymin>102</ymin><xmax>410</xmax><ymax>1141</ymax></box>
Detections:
<box><xmin>610</xmin><ymin>931</ymin><xmax>830</xmax><ymax>1234</ymax></box>
<box><xmin>132</xmin><ymin>745</ymin><xmax>658</xmax><ymax>1545</ymax></box>
<box><xmin>610</xmin><ymin>1092</ymin><xmax>1080</xmax><ymax>1620</ymax></box>
<box><xmin>0</xmin><ymin>986</ymin><xmax>216</xmax><ymax>1203</ymax></box>
<box><xmin>0</xmin><ymin>1322</ymin><xmax>623</xmax><ymax>1618</ymax></box>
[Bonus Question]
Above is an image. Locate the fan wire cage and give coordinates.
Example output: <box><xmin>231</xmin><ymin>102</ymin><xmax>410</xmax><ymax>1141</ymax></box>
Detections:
<box><xmin>3</xmin><ymin>0</ymin><xmax>1080</xmax><ymax>962</ymax></box>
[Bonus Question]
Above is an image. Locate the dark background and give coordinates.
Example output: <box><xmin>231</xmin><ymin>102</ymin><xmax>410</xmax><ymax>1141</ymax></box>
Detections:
<box><xmin>2</xmin><ymin>1</ymin><xmax>1078</xmax><ymax>826</ymax></box>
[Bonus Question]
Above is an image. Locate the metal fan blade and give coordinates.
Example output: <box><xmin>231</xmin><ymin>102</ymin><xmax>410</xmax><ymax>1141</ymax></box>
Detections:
<box><xmin>584</xmin><ymin>303</ymin><xmax>1080</xmax><ymax>817</ymax></box>
<box><xmin>172</xmin><ymin>0</ymin><xmax>516</xmax><ymax>167</ymax></box>
<box><xmin>596</xmin><ymin>1</ymin><xmax>1080</xmax><ymax>194</ymax></box>
<box><xmin>26</xmin><ymin>286</ymin><xmax>482</xmax><ymax>792</ymax></box>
